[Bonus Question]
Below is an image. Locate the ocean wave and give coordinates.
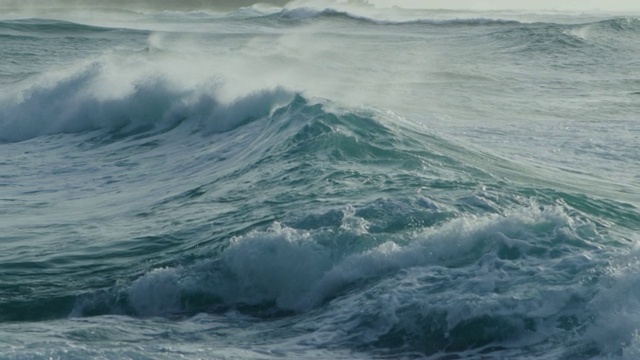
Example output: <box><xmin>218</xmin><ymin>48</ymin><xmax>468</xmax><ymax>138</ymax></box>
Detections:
<box><xmin>62</xmin><ymin>202</ymin><xmax>621</xmax><ymax>356</ymax></box>
<box><xmin>0</xmin><ymin>18</ymin><xmax>132</xmax><ymax>36</ymax></box>
<box><xmin>495</xmin><ymin>17</ymin><xmax>640</xmax><ymax>52</ymax></box>
<box><xmin>484</xmin><ymin>22</ymin><xmax>595</xmax><ymax>56</ymax></box>
<box><xmin>596</xmin><ymin>17</ymin><xmax>640</xmax><ymax>31</ymax></box>
<box><xmin>119</xmin><ymin>204</ymin><xmax>599</xmax><ymax>313</ymax></box>
<box><xmin>2</xmin><ymin>4</ymin><xmax>640</xmax><ymax>359</ymax></box>
<box><xmin>566</xmin><ymin>17</ymin><xmax>640</xmax><ymax>47</ymax></box>
<box><xmin>278</xmin><ymin>7</ymin><xmax>521</xmax><ymax>26</ymax></box>
<box><xmin>0</xmin><ymin>0</ymin><xmax>291</xmax><ymax>12</ymax></box>
<box><xmin>1</xmin><ymin>192</ymin><xmax>636</xmax><ymax>356</ymax></box>
<box><xmin>2</xmin><ymin>82</ymin><xmax>637</xmax><ymax>357</ymax></box>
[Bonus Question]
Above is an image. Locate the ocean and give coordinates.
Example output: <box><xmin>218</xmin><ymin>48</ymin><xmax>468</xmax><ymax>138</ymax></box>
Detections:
<box><xmin>0</xmin><ymin>1</ymin><xmax>639</xmax><ymax>359</ymax></box>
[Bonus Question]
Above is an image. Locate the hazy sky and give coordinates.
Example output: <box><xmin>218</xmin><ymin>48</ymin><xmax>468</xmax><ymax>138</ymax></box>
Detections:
<box><xmin>368</xmin><ymin>0</ymin><xmax>640</xmax><ymax>11</ymax></box>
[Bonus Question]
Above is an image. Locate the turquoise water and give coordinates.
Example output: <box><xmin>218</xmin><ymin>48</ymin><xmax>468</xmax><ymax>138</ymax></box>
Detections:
<box><xmin>0</xmin><ymin>2</ymin><xmax>639</xmax><ymax>359</ymax></box>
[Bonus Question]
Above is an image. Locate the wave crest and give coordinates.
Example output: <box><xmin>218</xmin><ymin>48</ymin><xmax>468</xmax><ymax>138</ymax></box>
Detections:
<box><xmin>0</xmin><ymin>57</ymin><xmax>294</xmax><ymax>142</ymax></box>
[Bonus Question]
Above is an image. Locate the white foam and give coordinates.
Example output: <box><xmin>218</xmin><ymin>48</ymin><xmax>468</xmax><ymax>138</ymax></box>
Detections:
<box><xmin>220</xmin><ymin>223</ymin><xmax>333</xmax><ymax>309</ymax></box>
<box><xmin>583</xmin><ymin>240</ymin><xmax>640</xmax><ymax>358</ymax></box>
<box><xmin>128</xmin><ymin>267</ymin><xmax>182</xmax><ymax>316</ymax></box>
<box><xmin>125</xmin><ymin>204</ymin><xmax>584</xmax><ymax>317</ymax></box>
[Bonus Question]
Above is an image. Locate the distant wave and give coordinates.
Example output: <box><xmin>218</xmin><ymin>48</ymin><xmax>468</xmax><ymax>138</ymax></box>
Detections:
<box><xmin>0</xmin><ymin>0</ymin><xmax>291</xmax><ymax>12</ymax></box>
<box><xmin>465</xmin><ymin>17</ymin><xmax>640</xmax><ymax>56</ymax></box>
<box><xmin>0</xmin><ymin>18</ymin><xmax>121</xmax><ymax>35</ymax></box>
<box><xmin>278</xmin><ymin>7</ymin><xmax>522</xmax><ymax>26</ymax></box>
<box><xmin>567</xmin><ymin>17</ymin><xmax>640</xmax><ymax>45</ymax></box>
<box><xmin>568</xmin><ymin>17</ymin><xmax>640</xmax><ymax>34</ymax></box>
<box><xmin>276</xmin><ymin>6</ymin><xmax>640</xmax><ymax>33</ymax></box>
<box><xmin>598</xmin><ymin>16</ymin><xmax>640</xmax><ymax>30</ymax></box>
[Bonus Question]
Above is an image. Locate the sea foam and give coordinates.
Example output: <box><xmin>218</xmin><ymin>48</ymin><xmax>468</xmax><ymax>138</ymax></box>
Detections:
<box><xmin>118</xmin><ymin>203</ymin><xmax>600</xmax><ymax>317</ymax></box>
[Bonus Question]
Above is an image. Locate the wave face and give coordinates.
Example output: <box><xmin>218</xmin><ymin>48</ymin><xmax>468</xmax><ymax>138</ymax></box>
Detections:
<box><xmin>1</xmin><ymin>4</ymin><xmax>639</xmax><ymax>360</ymax></box>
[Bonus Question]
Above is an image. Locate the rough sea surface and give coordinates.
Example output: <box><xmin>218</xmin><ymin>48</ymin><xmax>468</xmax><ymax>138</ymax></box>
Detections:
<box><xmin>1</xmin><ymin>1</ymin><xmax>639</xmax><ymax>359</ymax></box>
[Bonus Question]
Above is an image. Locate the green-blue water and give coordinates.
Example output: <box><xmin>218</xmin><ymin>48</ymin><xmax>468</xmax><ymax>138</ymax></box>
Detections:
<box><xmin>0</xmin><ymin>2</ymin><xmax>639</xmax><ymax>359</ymax></box>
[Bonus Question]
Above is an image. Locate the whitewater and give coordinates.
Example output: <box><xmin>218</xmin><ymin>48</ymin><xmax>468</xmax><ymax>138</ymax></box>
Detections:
<box><xmin>0</xmin><ymin>1</ymin><xmax>639</xmax><ymax>359</ymax></box>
